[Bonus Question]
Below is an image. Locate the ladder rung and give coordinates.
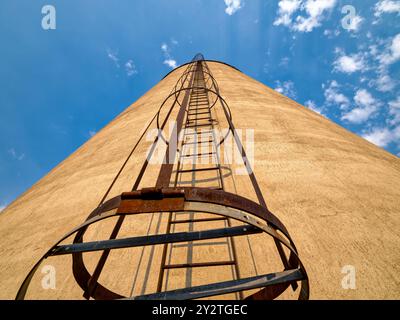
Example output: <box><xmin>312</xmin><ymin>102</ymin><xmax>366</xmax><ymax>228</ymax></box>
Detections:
<box><xmin>187</xmin><ymin>117</ymin><xmax>211</xmax><ymax>122</ymax></box>
<box><xmin>182</xmin><ymin>151</ymin><xmax>215</xmax><ymax>158</ymax></box>
<box><xmin>163</xmin><ymin>261</ymin><xmax>235</xmax><ymax>270</ymax></box>
<box><xmin>171</xmin><ymin>217</ymin><xmax>227</xmax><ymax>224</ymax></box>
<box><xmin>50</xmin><ymin>225</ymin><xmax>261</xmax><ymax>256</ymax></box>
<box><xmin>182</xmin><ymin>139</ymin><xmax>213</xmax><ymax>145</ymax></box>
<box><xmin>131</xmin><ymin>269</ymin><xmax>305</xmax><ymax>300</ymax></box>
<box><xmin>188</xmin><ymin>108</ymin><xmax>210</xmax><ymax>112</ymax></box>
<box><xmin>191</xmin><ymin>95</ymin><xmax>207</xmax><ymax>98</ymax></box>
<box><xmin>178</xmin><ymin>166</ymin><xmax>220</xmax><ymax>173</ymax></box>
<box><xmin>190</xmin><ymin>98</ymin><xmax>208</xmax><ymax>102</ymax></box>
<box><xmin>190</xmin><ymin>104</ymin><xmax>208</xmax><ymax>107</ymax></box>
<box><xmin>185</xmin><ymin>130</ymin><xmax>214</xmax><ymax>135</ymax></box>
<box><xmin>187</xmin><ymin>111</ymin><xmax>210</xmax><ymax>116</ymax></box>
<box><xmin>190</xmin><ymin>102</ymin><xmax>208</xmax><ymax>105</ymax></box>
<box><xmin>185</xmin><ymin>123</ymin><xmax>213</xmax><ymax>129</ymax></box>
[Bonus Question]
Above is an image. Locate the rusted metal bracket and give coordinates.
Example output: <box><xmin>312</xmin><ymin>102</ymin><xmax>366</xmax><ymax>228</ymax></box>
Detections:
<box><xmin>16</xmin><ymin>186</ymin><xmax>309</xmax><ymax>300</ymax></box>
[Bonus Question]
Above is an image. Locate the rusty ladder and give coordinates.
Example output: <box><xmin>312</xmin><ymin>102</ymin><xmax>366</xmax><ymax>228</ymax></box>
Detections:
<box><xmin>156</xmin><ymin>62</ymin><xmax>243</xmax><ymax>298</ymax></box>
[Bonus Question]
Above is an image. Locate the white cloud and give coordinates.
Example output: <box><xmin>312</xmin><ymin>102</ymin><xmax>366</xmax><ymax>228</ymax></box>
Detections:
<box><xmin>341</xmin><ymin>89</ymin><xmax>381</xmax><ymax>124</ymax></box>
<box><xmin>161</xmin><ymin>43</ymin><xmax>169</xmax><ymax>53</ymax></box>
<box><xmin>125</xmin><ymin>60</ymin><xmax>138</xmax><ymax>77</ymax></box>
<box><xmin>389</xmin><ymin>97</ymin><xmax>400</xmax><ymax>125</ymax></box>
<box><xmin>293</xmin><ymin>0</ymin><xmax>337</xmax><ymax>32</ymax></box>
<box><xmin>363</xmin><ymin>127</ymin><xmax>394</xmax><ymax>147</ymax></box>
<box><xmin>274</xmin><ymin>0</ymin><xmax>302</xmax><ymax>26</ymax></box>
<box><xmin>374</xmin><ymin>1</ymin><xmax>400</xmax><ymax>17</ymax></box>
<box><xmin>333</xmin><ymin>50</ymin><xmax>365</xmax><ymax>74</ymax></box>
<box><xmin>274</xmin><ymin>0</ymin><xmax>338</xmax><ymax>32</ymax></box>
<box><xmin>354</xmin><ymin>89</ymin><xmax>377</xmax><ymax>107</ymax></box>
<box><xmin>379</xmin><ymin>33</ymin><xmax>400</xmax><ymax>65</ymax></box>
<box><xmin>363</xmin><ymin>126</ymin><xmax>400</xmax><ymax>148</ymax></box>
<box><xmin>163</xmin><ymin>59</ymin><xmax>178</xmax><ymax>69</ymax></box>
<box><xmin>342</xmin><ymin>107</ymin><xmax>376</xmax><ymax>124</ymax></box>
<box><xmin>0</xmin><ymin>204</ymin><xmax>6</xmax><ymax>213</ymax></box>
<box><xmin>375</xmin><ymin>73</ymin><xmax>396</xmax><ymax>92</ymax></box>
<box><xmin>323</xmin><ymin>80</ymin><xmax>350</xmax><ymax>109</ymax></box>
<box><xmin>305</xmin><ymin>100</ymin><xmax>324</xmax><ymax>115</ymax></box>
<box><xmin>107</xmin><ymin>49</ymin><xmax>120</xmax><ymax>68</ymax></box>
<box><xmin>275</xmin><ymin>80</ymin><xmax>297</xmax><ymax>99</ymax></box>
<box><xmin>323</xmin><ymin>28</ymin><xmax>340</xmax><ymax>38</ymax></box>
<box><xmin>161</xmin><ymin>42</ymin><xmax>178</xmax><ymax>69</ymax></box>
<box><xmin>224</xmin><ymin>0</ymin><xmax>243</xmax><ymax>15</ymax></box>
<box><xmin>358</xmin><ymin>36</ymin><xmax>400</xmax><ymax>92</ymax></box>
<box><xmin>8</xmin><ymin>148</ymin><xmax>25</xmax><ymax>161</ymax></box>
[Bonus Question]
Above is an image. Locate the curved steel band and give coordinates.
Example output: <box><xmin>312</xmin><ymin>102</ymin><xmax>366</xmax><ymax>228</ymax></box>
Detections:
<box><xmin>16</xmin><ymin>187</ymin><xmax>309</xmax><ymax>300</ymax></box>
<box><xmin>162</xmin><ymin>59</ymin><xmax>242</xmax><ymax>80</ymax></box>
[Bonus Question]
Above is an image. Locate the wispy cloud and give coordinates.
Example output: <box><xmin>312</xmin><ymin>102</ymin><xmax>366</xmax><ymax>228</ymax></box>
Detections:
<box><xmin>224</xmin><ymin>0</ymin><xmax>243</xmax><ymax>16</ymax></box>
<box><xmin>274</xmin><ymin>0</ymin><xmax>337</xmax><ymax>32</ymax></box>
<box><xmin>89</xmin><ymin>130</ymin><xmax>96</xmax><ymax>137</ymax></box>
<box><xmin>8</xmin><ymin>148</ymin><xmax>25</xmax><ymax>161</ymax></box>
<box><xmin>294</xmin><ymin>0</ymin><xmax>337</xmax><ymax>32</ymax></box>
<box><xmin>378</xmin><ymin>33</ymin><xmax>400</xmax><ymax>66</ymax></box>
<box><xmin>333</xmin><ymin>49</ymin><xmax>366</xmax><ymax>74</ymax></box>
<box><xmin>107</xmin><ymin>49</ymin><xmax>138</xmax><ymax>77</ymax></box>
<box><xmin>374</xmin><ymin>1</ymin><xmax>400</xmax><ymax>19</ymax></box>
<box><xmin>323</xmin><ymin>80</ymin><xmax>350</xmax><ymax>110</ymax></box>
<box><xmin>329</xmin><ymin>35</ymin><xmax>398</xmax><ymax>94</ymax></box>
<box><xmin>107</xmin><ymin>49</ymin><xmax>120</xmax><ymax>68</ymax></box>
<box><xmin>305</xmin><ymin>100</ymin><xmax>324</xmax><ymax>115</ymax></box>
<box><xmin>388</xmin><ymin>96</ymin><xmax>400</xmax><ymax>125</ymax></box>
<box><xmin>0</xmin><ymin>204</ymin><xmax>7</xmax><ymax>213</ymax></box>
<box><xmin>373</xmin><ymin>73</ymin><xmax>397</xmax><ymax>92</ymax></box>
<box><xmin>363</xmin><ymin>126</ymin><xmax>400</xmax><ymax>148</ymax></box>
<box><xmin>274</xmin><ymin>0</ymin><xmax>302</xmax><ymax>27</ymax></box>
<box><xmin>163</xmin><ymin>59</ymin><xmax>178</xmax><ymax>69</ymax></box>
<box><xmin>275</xmin><ymin>80</ymin><xmax>297</xmax><ymax>99</ymax></box>
<box><xmin>341</xmin><ymin>89</ymin><xmax>381</xmax><ymax>124</ymax></box>
<box><xmin>323</xmin><ymin>28</ymin><xmax>340</xmax><ymax>38</ymax></box>
<box><xmin>124</xmin><ymin>60</ymin><xmax>138</xmax><ymax>77</ymax></box>
<box><xmin>161</xmin><ymin>42</ymin><xmax>178</xmax><ymax>69</ymax></box>
<box><xmin>363</xmin><ymin>34</ymin><xmax>400</xmax><ymax>93</ymax></box>
<box><xmin>361</xmin><ymin>95</ymin><xmax>400</xmax><ymax>151</ymax></box>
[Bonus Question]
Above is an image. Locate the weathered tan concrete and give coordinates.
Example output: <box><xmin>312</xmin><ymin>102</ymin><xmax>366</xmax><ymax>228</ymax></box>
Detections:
<box><xmin>0</xmin><ymin>61</ymin><xmax>399</xmax><ymax>299</ymax></box>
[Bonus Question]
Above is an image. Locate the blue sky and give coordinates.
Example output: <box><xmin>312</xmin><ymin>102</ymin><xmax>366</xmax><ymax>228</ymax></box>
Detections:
<box><xmin>0</xmin><ymin>0</ymin><xmax>399</xmax><ymax>210</ymax></box>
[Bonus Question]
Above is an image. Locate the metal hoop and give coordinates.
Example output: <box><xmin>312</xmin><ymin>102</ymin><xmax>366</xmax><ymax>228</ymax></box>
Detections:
<box><xmin>16</xmin><ymin>187</ymin><xmax>309</xmax><ymax>300</ymax></box>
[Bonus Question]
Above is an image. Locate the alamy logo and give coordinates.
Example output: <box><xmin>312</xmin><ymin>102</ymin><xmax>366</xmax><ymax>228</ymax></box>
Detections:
<box><xmin>41</xmin><ymin>265</ymin><xmax>56</xmax><ymax>290</ymax></box>
<box><xmin>41</xmin><ymin>5</ymin><xmax>56</xmax><ymax>30</ymax></box>
<box><xmin>341</xmin><ymin>5</ymin><xmax>356</xmax><ymax>30</ymax></box>
<box><xmin>341</xmin><ymin>265</ymin><xmax>356</xmax><ymax>289</ymax></box>
<box><xmin>145</xmin><ymin>122</ymin><xmax>255</xmax><ymax>176</ymax></box>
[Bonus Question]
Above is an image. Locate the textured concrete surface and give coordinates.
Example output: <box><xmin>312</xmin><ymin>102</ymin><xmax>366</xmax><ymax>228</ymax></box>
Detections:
<box><xmin>0</xmin><ymin>61</ymin><xmax>399</xmax><ymax>299</ymax></box>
